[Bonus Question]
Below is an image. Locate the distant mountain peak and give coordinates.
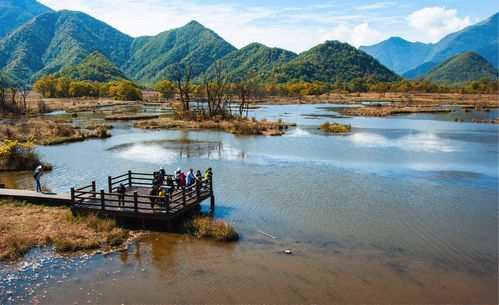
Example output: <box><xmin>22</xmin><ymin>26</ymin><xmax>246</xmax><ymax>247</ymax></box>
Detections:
<box><xmin>418</xmin><ymin>51</ymin><xmax>498</xmax><ymax>84</ymax></box>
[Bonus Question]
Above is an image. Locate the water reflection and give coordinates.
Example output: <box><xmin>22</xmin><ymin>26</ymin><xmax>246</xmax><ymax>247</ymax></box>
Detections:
<box><xmin>349</xmin><ymin>132</ymin><xmax>458</xmax><ymax>153</ymax></box>
<box><xmin>108</xmin><ymin>137</ymin><xmax>248</xmax><ymax>163</ymax></box>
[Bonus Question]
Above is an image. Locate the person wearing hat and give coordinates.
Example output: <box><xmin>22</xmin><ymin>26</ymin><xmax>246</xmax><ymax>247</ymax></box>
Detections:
<box><xmin>33</xmin><ymin>165</ymin><xmax>43</xmax><ymax>192</ymax></box>
<box><xmin>174</xmin><ymin>167</ymin><xmax>181</xmax><ymax>190</ymax></box>
<box><xmin>159</xmin><ymin>166</ymin><xmax>166</xmax><ymax>181</ymax></box>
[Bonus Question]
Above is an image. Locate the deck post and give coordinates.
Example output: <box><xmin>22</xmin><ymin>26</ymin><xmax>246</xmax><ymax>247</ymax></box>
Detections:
<box><xmin>92</xmin><ymin>181</ymin><xmax>96</xmax><ymax>198</ymax></box>
<box><xmin>165</xmin><ymin>194</ymin><xmax>170</xmax><ymax>214</ymax></box>
<box><xmin>182</xmin><ymin>186</ymin><xmax>186</xmax><ymax>206</ymax></box>
<box><xmin>70</xmin><ymin>187</ymin><xmax>75</xmax><ymax>206</ymax></box>
<box><xmin>133</xmin><ymin>191</ymin><xmax>138</xmax><ymax>214</ymax></box>
<box><xmin>100</xmin><ymin>189</ymin><xmax>105</xmax><ymax>210</ymax></box>
<box><xmin>128</xmin><ymin>170</ymin><xmax>132</xmax><ymax>188</ymax></box>
<box><xmin>209</xmin><ymin>177</ymin><xmax>215</xmax><ymax>215</ymax></box>
<box><xmin>196</xmin><ymin>180</ymin><xmax>201</xmax><ymax>202</ymax></box>
<box><xmin>108</xmin><ymin>176</ymin><xmax>112</xmax><ymax>193</ymax></box>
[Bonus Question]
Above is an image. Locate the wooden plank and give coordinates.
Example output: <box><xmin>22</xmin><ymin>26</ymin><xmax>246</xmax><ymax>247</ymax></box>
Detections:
<box><xmin>0</xmin><ymin>188</ymin><xmax>71</xmax><ymax>206</ymax></box>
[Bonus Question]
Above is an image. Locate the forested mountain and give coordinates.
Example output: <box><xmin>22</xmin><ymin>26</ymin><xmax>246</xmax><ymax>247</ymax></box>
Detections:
<box><xmin>55</xmin><ymin>52</ymin><xmax>128</xmax><ymax>82</ymax></box>
<box><xmin>360</xmin><ymin>13</ymin><xmax>499</xmax><ymax>76</ymax></box>
<box><xmin>0</xmin><ymin>10</ymin><xmax>133</xmax><ymax>82</ymax></box>
<box><xmin>124</xmin><ymin>21</ymin><xmax>236</xmax><ymax>84</ymax></box>
<box><xmin>202</xmin><ymin>43</ymin><xmax>297</xmax><ymax>81</ymax></box>
<box><xmin>418</xmin><ymin>52</ymin><xmax>498</xmax><ymax>84</ymax></box>
<box><xmin>267</xmin><ymin>40</ymin><xmax>399</xmax><ymax>83</ymax></box>
<box><xmin>0</xmin><ymin>0</ymin><xmax>52</xmax><ymax>39</ymax></box>
<box><xmin>1</xmin><ymin>0</ymin><xmax>495</xmax><ymax>86</ymax></box>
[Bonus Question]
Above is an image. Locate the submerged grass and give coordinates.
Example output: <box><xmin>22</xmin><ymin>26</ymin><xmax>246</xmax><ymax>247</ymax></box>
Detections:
<box><xmin>186</xmin><ymin>216</ymin><xmax>239</xmax><ymax>242</ymax></box>
<box><xmin>0</xmin><ymin>200</ymin><xmax>128</xmax><ymax>260</ymax></box>
<box><xmin>104</xmin><ymin>113</ymin><xmax>159</xmax><ymax>121</ymax></box>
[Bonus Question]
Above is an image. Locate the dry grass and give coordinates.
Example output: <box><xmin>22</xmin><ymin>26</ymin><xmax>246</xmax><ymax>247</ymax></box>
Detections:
<box><xmin>259</xmin><ymin>92</ymin><xmax>499</xmax><ymax>107</ymax></box>
<box><xmin>0</xmin><ymin>118</ymin><xmax>110</xmax><ymax>145</ymax></box>
<box><xmin>319</xmin><ymin>122</ymin><xmax>352</xmax><ymax>133</ymax></box>
<box><xmin>134</xmin><ymin>117</ymin><xmax>295</xmax><ymax>135</ymax></box>
<box><xmin>471</xmin><ymin>118</ymin><xmax>499</xmax><ymax>124</ymax></box>
<box><xmin>0</xmin><ymin>200</ymin><xmax>128</xmax><ymax>260</ymax></box>
<box><xmin>186</xmin><ymin>216</ymin><xmax>239</xmax><ymax>242</ymax></box>
<box><xmin>342</xmin><ymin>106</ymin><xmax>452</xmax><ymax>117</ymax></box>
<box><xmin>104</xmin><ymin>113</ymin><xmax>159</xmax><ymax>121</ymax></box>
<box><xmin>84</xmin><ymin>122</ymin><xmax>114</xmax><ymax>130</ymax></box>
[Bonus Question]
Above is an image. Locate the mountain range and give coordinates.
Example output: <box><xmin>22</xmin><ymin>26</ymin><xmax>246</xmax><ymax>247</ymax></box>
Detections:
<box><xmin>360</xmin><ymin>13</ymin><xmax>499</xmax><ymax>77</ymax></box>
<box><xmin>0</xmin><ymin>0</ymin><xmax>497</xmax><ymax>86</ymax></box>
<box><xmin>418</xmin><ymin>51</ymin><xmax>498</xmax><ymax>84</ymax></box>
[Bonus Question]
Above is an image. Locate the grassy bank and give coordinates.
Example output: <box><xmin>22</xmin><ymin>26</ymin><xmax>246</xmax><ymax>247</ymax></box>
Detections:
<box><xmin>0</xmin><ymin>118</ymin><xmax>110</xmax><ymax>146</ymax></box>
<box><xmin>320</xmin><ymin>122</ymin><xmax>352</xmax><ymax>133</ymax></box>
<box><xmin>342</xmin><ymin>106</ymin><xmax>453</xmax><ymax>117</ymax></box>
<box><xmin>134</xmin><ymin>117</ymin><xmax>295</xmax><ymax>135</ymax></box>
<box><xmin>0</xmin><ymin>200</ymin><xmax>129</xmax><ymax>261</ymax></box>
<box><xmin>186</xmin><ymin>216</ymin><xmax>239</xmax><ymax>242</ymax></box>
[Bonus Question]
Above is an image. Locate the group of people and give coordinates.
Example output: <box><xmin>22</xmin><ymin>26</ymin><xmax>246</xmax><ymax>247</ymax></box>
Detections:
<box><xmin>148</xmin><ymin>166</ymin><xmax>212</xmax><ymax>208</ymax></box>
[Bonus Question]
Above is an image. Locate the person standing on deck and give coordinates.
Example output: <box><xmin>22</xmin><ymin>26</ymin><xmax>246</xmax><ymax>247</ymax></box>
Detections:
<box><xmin>175</xmin><ymin>168</ymin><xmax>182</xmax><ymax>189</ymax></box>
<box><xmin>186</xmin><ymin>169</ymin><xmax>196</xmax><ymax>197</ymax></box>
<box><xmin>33</xmin><ymin>165</ymin><xmax>43</xmax><ymax>192</ymax></box>
<box><xmin>159</xmin><ymin>166</ymin><xmax>166</xmax><ymax>181</ymax></box>
<box><xmin>196</xmin><ymin>170</ymin><xmax>203</xmax><ymax>188</ymax></box>
<box><xmin>117</xmin><ymin>183</ymin><xmax>126</xmax><ymax>210</ymax></box>
<box><xmin>204</xmin><ymin>168</ymin><xmax>212</xmax><ymax>189</ymax></box>
<box><xmin>179</xmin><ymin>170</ymin><xmax>186</xmax><ymax>188</ymax></box>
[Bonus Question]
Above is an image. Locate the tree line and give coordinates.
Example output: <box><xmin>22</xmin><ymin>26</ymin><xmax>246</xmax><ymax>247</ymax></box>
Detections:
<box><xmin>32</xmin><ymin>75</ymin><xmax>143</xmax><ymax>101</ymax></box>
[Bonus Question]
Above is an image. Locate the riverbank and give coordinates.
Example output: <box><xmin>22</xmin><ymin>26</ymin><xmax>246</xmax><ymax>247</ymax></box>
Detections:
<box><xmin>134</xmin><ymin>117</ymin><xmax>296</xmax><ymax>135</ymax></box>
<box><xmin>0</xmin><ymin>200</ymin><xmax>130</xmax><ymax>261</ymax></box>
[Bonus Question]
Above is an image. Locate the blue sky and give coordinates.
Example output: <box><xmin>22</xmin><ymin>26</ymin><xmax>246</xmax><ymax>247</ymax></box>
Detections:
<box><xmin>37</xmin><ymin>0</ymin><xmax>498</xmax><ymax>52</ymax></box>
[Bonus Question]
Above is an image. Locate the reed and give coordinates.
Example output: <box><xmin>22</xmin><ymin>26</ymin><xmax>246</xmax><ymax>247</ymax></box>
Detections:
<box><xmin>186</xmin><ymin>216</ymin><xmax>239</xmax><ymax>242</ymax></box>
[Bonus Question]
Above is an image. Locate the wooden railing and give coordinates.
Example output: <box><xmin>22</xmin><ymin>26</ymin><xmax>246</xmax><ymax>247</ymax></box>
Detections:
<box><xmin>71</xmin><ymin>170</ymin><xmax>213</xmax><ymax>216</ymax></box>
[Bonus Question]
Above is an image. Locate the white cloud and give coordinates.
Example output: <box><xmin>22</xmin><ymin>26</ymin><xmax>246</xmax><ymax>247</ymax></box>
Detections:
<box><xmin>407</xmin><ymin>7</ymin><xmax>471</xmax><ymax>43</ymax></box>
<box><xmin>322</xmin><ymin>23</ymin><xmax>388</xmax><ymax>47</ymax></box>
<box><xmin>356</xmin><ymin>2</ymin><xmax>396</xmax><ymax>10</ymax></box>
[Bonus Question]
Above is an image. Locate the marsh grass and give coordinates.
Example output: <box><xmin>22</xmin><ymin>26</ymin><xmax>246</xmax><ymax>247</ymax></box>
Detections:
<box><xmin>104</xmin><ymin>113</ymin><xmax>159</xmax><ymax>120</ymax></box>
<box><xmin>186</xmin><ymin>216</ymin><xmax>239</xmax><ymax>242</ymax></box>
<box><xmin>342</xmin><ymin>106</ymin><xmax>452</xmax><ymax>117</ymax></box>
<box><xmin>134</xmin><ymin>117</ymin><xmax>295</xmax><ymax>135</ymax></box>
<box><xmin>0</xmin><ymin>200</ymin><xmax>128</xmax><ymax>260</ymax></box>
<box><xmin>319</xmin><ymin>122</ymin><xmax>352</xmax><ymax>133</ymax></box>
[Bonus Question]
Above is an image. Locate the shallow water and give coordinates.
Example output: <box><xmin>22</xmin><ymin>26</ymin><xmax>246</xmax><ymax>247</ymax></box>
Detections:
<box><xmin>1</xmin><ymin>104</ymin><xmax>498</xmax><ymax>304</ymax></box>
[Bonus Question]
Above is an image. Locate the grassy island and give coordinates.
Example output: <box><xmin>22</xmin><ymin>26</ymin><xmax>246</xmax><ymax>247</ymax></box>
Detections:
<box><xmin>319</xmin><ymin>122</ymin><xmax>352</xmax><ymax>133</ymax></box>
<box><xmin>186</xmin><ymin>216</ymin><xmax>239</xmax><ymax>242</ymax></box>
<box><xmin>134</xmin><ymin>117</ymin><xmax>295</xmax><ymax>135</ymax></box>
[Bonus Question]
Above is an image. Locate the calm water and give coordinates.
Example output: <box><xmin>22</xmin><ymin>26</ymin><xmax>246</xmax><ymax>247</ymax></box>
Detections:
<box><xmin>1</xmin><ymin>104</ymin><xmax>498</xmax><ymax>304</ymax></box>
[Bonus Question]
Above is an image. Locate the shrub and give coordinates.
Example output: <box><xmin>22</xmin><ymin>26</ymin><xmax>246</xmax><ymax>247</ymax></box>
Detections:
<box><xmin>319</xmin><ymin>122</ymin><xmax>352</xmax><ymax>133</ymax></box>
<box><xmin>186</xmin><ymin>216</ymin><xmax>239</xmax><ymax>242</ymax></box>
<box><xmin>0</xmin><ymin>140</ymin><xmax>44</xmax><ymax>171</ymax></box>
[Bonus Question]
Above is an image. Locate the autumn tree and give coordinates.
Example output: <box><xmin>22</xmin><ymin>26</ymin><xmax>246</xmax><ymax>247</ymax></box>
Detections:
<box><xmin>155</xmin><ymin>80</ymin><xmax>176</xmax><ymax>101</ymax></box>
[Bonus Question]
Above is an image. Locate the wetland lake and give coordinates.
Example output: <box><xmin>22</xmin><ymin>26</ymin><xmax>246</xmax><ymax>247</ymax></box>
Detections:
<box><xmin>1</xmin><ymin>104</ymin><xmax>498</xmax><ymax>304</ymax></box>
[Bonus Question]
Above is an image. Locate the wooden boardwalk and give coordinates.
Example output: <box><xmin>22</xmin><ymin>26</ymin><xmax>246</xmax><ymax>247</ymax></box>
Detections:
<box><xmin>0</xmin><ymin>188</ymin><xmax>71</xmax><ymax>205</ymax></box>
<box><xmin>71</xmin><ymin>171</ymin><xmax>215</xmax><ymax>222</ymax></box>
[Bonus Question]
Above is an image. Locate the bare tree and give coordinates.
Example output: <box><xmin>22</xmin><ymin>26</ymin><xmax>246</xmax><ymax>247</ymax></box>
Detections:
<box><xmin>20</xmin><ymin>84</ymin><xmax>30</xmax><ymax>111</ymax></box>
<box><xmin>202</xmin><ymin>61</ymin><xmax>230</xmax><ymax>118</ymax></box>
<box><xmin>168</xmin><ymin>63</ymin><xmax>193</xmax><ymax>113</ymax></box>
<box><xmin>235</xmin><ymin>73</ymin><xmax>259</xmax><ymax>118</ymax></box>
<box><xmin>9</xmin><ymin>87</ymin><xmax>18</xmax><ymax>106</ymax></box>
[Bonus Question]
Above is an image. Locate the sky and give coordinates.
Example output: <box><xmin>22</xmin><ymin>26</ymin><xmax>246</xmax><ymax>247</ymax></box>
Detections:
<box><xmin>37</xmin><ymin>0</ymin><xmax>498</xmax><ymax>52</ymax></box>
